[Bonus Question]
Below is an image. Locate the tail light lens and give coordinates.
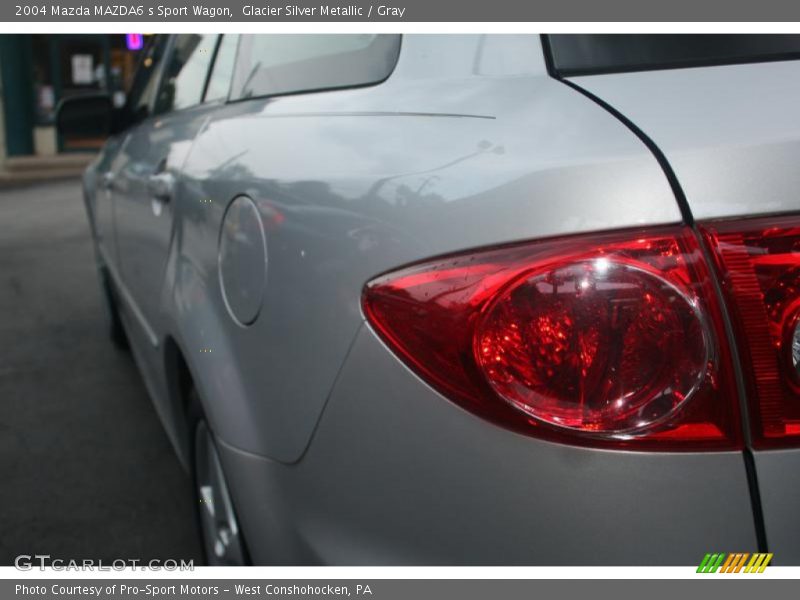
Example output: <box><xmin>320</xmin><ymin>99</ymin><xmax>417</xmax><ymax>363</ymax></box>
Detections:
<box><xmin>363</xmin><ymin>226</ymin><xmax>741</xmax><ymax>450</ymax></box>
<box><xmin>703</xmin><ymin>215</ymin><xmax>800</xmax><ymax>448</ymax></box>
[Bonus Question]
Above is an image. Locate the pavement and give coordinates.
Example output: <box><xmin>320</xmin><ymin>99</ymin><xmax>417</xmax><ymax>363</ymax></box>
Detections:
<box><xmin>0</xmin><ymin>178</ymin><xmax>202</xmax><ymax>565</ymax></box>
<box><xmin>0</xmin><ymin>154</ymin><xmax>97</xmax><ymax>189</ymax></box>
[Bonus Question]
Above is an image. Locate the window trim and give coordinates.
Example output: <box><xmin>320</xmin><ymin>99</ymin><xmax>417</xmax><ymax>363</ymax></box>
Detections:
<box><xmin>227</xmin><ymin>34</ymin><xmax>402</xmax><ymax>104</ymax></box>
<box><xmin>199</xmin><ymin>34</ymin><xmax>222</xmax><ymax>102</ymax></box>
<box><xmin>150</xmin><ymin>35</ymin><xmax>176</xmax><ymax>115</ymax></box>
<box><xmin>152</xmin><ymin>34</ymin><xmax>227</xmax><ymax>118</ymax></box>
<box><xmin>202</xmin><ymin>34</ymin><xmax>241</xmax><ymax>104</ymax></box>
<box><xmin>543</xmin><ymin>34</ymin><xmax>800</xmax><ymax>78</ymax></box>
<box><xmin>122</xmin><ymin>34</ymin><xmax>171</xmax><ymax>126</ymax></box>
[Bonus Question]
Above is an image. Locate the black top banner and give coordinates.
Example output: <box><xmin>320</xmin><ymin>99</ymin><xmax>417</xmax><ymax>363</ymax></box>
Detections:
<box><xmin>5</xmin><ymin>0</ymin><xmax>800</xmax><ymax>21</ymax></box>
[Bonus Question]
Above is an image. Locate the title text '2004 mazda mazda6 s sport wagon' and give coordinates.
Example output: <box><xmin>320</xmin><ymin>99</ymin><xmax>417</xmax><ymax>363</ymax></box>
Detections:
<box><xmin>57</xmin><ymin>33</ymin><xmax>800</xmax><ymax>565</ymax></box>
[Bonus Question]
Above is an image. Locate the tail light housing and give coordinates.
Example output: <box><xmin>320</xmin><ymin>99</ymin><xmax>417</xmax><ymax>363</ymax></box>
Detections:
<box><xmin>703</xmin><ymin>215</ymin><xmax>800</xmax><ymax>448</ymax></box>
<box><xmin>363</xmin><ymin>226</ymin><xmax>742</xmax><ymax>450</ymax></box>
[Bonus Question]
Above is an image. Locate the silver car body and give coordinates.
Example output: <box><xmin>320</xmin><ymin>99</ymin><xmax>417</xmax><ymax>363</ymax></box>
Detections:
<box><xmin>83</xmin><ymin>34</ymin><xmax>800</xmax><ymax>564</ymax></box>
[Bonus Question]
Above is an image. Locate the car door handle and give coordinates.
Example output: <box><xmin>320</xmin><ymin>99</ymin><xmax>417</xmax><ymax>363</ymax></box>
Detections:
<box><xmin>147</xmin><ymin>172</ymin><xmax>175</xmax><ymax>202</ymax></box>
<box><xmin>102</xmin><ymin>171</ymin><xmax>116</xmax><ymax>190</ymax></box>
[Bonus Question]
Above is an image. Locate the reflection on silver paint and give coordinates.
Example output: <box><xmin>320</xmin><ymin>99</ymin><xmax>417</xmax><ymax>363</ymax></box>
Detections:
<box><xmin>574</xmin><ymin>61</ymin><xmax>800</xmax><ymax>559</ymax></box>
<box><xmin>754</xmin><ymin>449</ymin><xmax>800</xmax><ymax>565</ymax></box>
<box><xmin>82</xmin><ymin>35</ymin><xmax>764</xmax><ymax>564</ymax></box>
<box><xmin>97</xmin><ymin>244</ymin><xmax>159</xmax><ymax>348</ymax></box>
<box><xmin>573</xmin><ymin>60</ymin><xmax>800</xmax><ymax>220</ymax></box>
<box><xmin>177</xmin><ymin>35</ymin><xmax>680</xmax><ymax>463</ymax></box>
<box><xmin>217</xmin><ymin>327</ymin><xmax>758</xmax><ymax>565</ymax></box>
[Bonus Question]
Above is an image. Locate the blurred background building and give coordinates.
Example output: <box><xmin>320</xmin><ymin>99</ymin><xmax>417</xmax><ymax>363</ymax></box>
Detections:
<box><xmin>0</xmin><ymin>34</ymin><xmax>146</xmax><ymax>183</ymax></box>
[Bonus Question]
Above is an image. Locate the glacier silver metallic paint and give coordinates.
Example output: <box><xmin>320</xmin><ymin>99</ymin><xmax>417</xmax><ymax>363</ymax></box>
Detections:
<box><xmin>82</xmin><ymin>35</ymin><xmax>774</xmax><ymax>564</ymax></box>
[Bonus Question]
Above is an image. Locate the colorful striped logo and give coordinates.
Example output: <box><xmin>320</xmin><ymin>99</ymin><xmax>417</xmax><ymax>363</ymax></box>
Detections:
<box><xmin>697</xmin><ymin>553</ymin><xmax>773</xmax><ymax>573</ymax></box>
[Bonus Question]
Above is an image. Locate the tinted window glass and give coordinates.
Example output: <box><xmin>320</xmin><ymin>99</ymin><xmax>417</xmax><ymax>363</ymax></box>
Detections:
<box><xmin>125</xmin><ymin>36</ymin><xmax>169</xmax><ymax>123</ymax></box>
<box><xmin>547</xmin><ymin>34</ymin><xmax>800</xmax><ymax>76</ymax></box>
<box><xmin>204</xmin><ymin>34</ymin><xmax>239</xmax><ymax>102</ymax></box>
<box><xmin>155</xmin><ymin>34</ymin><xmax>218</xmax><ymax>114</ymax></box>
<box><xmin>230</xmin><ymin>34</ymin><xmax>400</xmax><ymax>100</ymax></box>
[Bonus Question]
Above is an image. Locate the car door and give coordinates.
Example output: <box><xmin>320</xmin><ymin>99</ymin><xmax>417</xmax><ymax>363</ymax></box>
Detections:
<box><xmin>112</xmin><ymin>34</ymin><xmax>231</xmax><ymax>352</ymax></box>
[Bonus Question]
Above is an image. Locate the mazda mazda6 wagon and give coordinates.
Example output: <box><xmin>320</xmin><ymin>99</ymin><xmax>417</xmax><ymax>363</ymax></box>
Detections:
<box><xmin>59</xmin><ymin>34</ymin><xmax>800</xmax><ymax>565</ymax></box>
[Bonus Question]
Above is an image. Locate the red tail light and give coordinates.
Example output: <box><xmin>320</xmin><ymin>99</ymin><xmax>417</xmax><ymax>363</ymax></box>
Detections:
<box><xmin>703</xmin><ymin>215</ymin><xmax>800</xmax><ymax>448</ymax></box>
<box><xmin>363</xmin><ymin>226</ymin><xmax>741</xmax><ymax>450</ymax></box>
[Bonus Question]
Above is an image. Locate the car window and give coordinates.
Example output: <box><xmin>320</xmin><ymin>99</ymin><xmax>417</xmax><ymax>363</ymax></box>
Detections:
<box><xmin>204</xmin><ymin>34</ymin><xmax>239</xmax><ymax>103</ymax></box>
<box><xmin>230</xmin><ymin>34</ymin><xmax>400</xmax><ymax>100</ymax></box>
<box><xmin>125</xmin><ymin>36</ymin><xmax>169</xmax><ymax>123</ymax></box>
<box><xmin>155</xmin><ymin>34</ymin><xmax>218</xmax><ymax>114</ymax></box>
<box><xmin>546</xmin><ymin>34</ymin><xmax>800</xmax><ymax>77</ymax></box>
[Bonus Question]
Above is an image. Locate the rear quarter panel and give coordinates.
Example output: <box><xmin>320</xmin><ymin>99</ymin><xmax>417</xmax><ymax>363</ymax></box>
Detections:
<box><xmin>174</xmin><ymin>34</ymin><xmax>681</xmax><ymax>463</ymax></box>
<box><xmin>573</xmin><ymin>58</ymin><xmax>800</xmax><ymax>564</ymax></box>
<box><xmin>158</xmin><ymin>33</ymin><xmax>763</xmax><ymax>565</ymax></box>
